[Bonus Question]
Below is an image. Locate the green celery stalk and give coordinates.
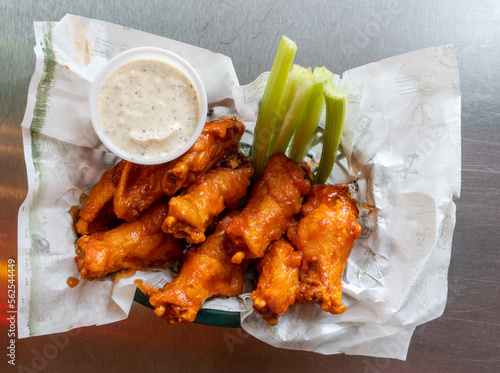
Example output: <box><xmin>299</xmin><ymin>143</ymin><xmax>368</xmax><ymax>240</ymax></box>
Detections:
<box><xmin>313</xmin><ymin>66</ymin><xmax>335</xmax><ymax>84</ymax></box>
<box><xmin>314</xmin><ymin>81</ymin><xmax>348</xmax><ymax>184</ymax></box>
<box><xmin>267</xmin><ymin>64</ymin><xmax>315</xmax><ymax>158</ymax></box>
<box><xmin>252</xmin><ymin>36</ymin><xmax>297</xmax><ymax>178</ymax></box>
<box><xmin>287</xmin><ymin>82</ymin><xmax>325</xmax><ymax>163</ymax></box>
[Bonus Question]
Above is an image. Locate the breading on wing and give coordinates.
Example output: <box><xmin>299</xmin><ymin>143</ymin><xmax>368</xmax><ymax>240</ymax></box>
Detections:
<box><xmin>251</xmin><ymin>238</ymin><xmax>302</xmax><ymax>325</ymax></box>
<box><xmin>162</xmin><ymin>156</ymin><xmax>254</xmax><ymax>244</ymax></box>
<box><xmin>296</xmin><ymin>184</ymin><xmax>361</xmax><ymax>314</ymax></box>
<box><xmin>141</xmin><ymin>211</ymin><xmax>248</xmax><ymax>324</ymax></box>
<box><xmin>226</xmin><ymin>152</ymin><xmax>311</xmax><ymax>263</ymax></box>
<box><xmin>75</xmin><ymin>160</ymin><xmax>126</xmax><ymax>235</ymax></box>
<box><xmin>76</xmin><ymin>199</ymin><xmax>185</xmax><ymax>280</ymax></box>
<box><xmin>161</xmin><ymin>116</ymin><xmax>245</xmax><ymax>196</ymax></box>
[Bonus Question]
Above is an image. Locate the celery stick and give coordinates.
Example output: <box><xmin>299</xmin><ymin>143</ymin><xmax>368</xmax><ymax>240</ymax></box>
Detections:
<box><xmin>252</xmin><ymin>36</ymin><xmax>297</xmax><ymax>178</ymax></box>
<box><xmin>314</xmin><ymin>81</ymin><xmax>348</xmax><ymax>184</ymax></box>
<box><xmin>313</xmin><ymin>66</ymin><xmax>335</xmax><ymax>84</ymax></box>
<box><xmin>287</xmin><ymin>82</ymin><xmax>325</xmax><ymax>163</ymax></box>
<box><xmin>267</xmin><ymin>65</ymin><xmax>315</xmax><ymax>158</ymax></box>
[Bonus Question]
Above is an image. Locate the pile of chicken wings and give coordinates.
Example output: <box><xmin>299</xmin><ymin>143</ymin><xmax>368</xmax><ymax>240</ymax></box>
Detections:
<box><xmin>74</xmin><ymin>117</ymin><xmax>361</xmax><ymax>325</ymax></box>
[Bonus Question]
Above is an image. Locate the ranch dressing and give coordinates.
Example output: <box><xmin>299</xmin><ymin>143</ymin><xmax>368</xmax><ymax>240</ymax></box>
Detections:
<box><xmin>97</xmin><ymin>59</ymin><xmax>199</xmax><ymax>159</ymax></box>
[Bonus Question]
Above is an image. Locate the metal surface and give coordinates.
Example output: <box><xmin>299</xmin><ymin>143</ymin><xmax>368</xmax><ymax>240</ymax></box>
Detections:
<box><xmin>1</xmin><ymin>1</ymin><xmax>498</xmax><ymax>372</ymax></box>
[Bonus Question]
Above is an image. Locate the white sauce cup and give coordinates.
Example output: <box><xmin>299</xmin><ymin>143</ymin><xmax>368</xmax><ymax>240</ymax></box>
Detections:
<box><xmin>89</xmin><ymin>47</ymin><xmax>208</xmax><ymax>165</ymax></box>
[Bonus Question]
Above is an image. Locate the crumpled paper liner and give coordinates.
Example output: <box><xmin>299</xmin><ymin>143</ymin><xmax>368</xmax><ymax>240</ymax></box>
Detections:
<box><xmin>18</xmin><ymin>14</ymin><xmax>460</xmax><ymax>360</ymax></box>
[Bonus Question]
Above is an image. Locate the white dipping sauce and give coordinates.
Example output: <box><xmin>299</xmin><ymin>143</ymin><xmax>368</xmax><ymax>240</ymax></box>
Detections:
<box><xmin>97</xmin><ymin>59</ymin><xmax>199</xmax><ymax>159</ymax></box>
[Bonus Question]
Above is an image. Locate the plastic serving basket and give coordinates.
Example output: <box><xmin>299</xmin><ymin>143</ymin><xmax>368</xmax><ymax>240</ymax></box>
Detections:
<box><xmin>133</xmin><ymin>289</ymin><xmax>241</xmax><ymax>328</ymax></box>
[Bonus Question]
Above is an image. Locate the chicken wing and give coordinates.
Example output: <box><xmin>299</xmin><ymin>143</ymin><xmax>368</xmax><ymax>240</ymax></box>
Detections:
<box><xmin>76</xmin><ymin>199</ymin><xmax>185</xmax><ymax>280</ymax></box>
<box><xmin>141</xmin><ymin>211</ymin><xmax>248</xmax><ymax>324</ymax></box>
<box><xmin>113</xmin><ymin>162</ymin><xmax>165</xmax><ymax>222</ymax></box>
<box><xmin>161</xmin><ymin>116</ymin><xmax>245</xmax><ymax>196</ymax></box>
<box><xmin>75</xmin><ymin>160</ymin><xmax>126</xmax><ymax>235</ymax></box>
<box><xmin>296</xmin><ymin>184</ymin><xmax>361</xmax><ymax>314</ymax></box>
<box><xmin>226</xmin><ymin>152</ymin><xmax>311</xmax><ymax>263</ymax></box>
<box><xmin>162</xmin><ymin>156</ymin><xmax>254</xmax><ymax>244</ymax></box>
<box><xmin>251</xmin><ymin>238</ymin><xmax>302</xmax><ymax>325</ymax></box>
<box><xmin>111</xmin><ymin>117</ymin><xmax>245</xmax><ymax>221</ymax></box>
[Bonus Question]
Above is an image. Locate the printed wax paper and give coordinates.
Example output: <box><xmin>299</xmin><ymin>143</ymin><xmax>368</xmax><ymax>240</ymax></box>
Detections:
<box><xmin>18</xmin><ymin>14</ymin><xmax>461</xmax><ymax>360</ymax></box>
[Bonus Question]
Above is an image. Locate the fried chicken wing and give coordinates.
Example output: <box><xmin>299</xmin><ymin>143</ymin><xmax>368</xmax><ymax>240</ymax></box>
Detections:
<box><xmin>111</xmin><ymin>117</ymin><xmax>245</xmax><ymax>221</ymax></box>
<box><xmin>226</xmin><ymin>153</ymin><xmax>311</xmax><ymax>263</ymax></box>
<box><xmin>79</xmin><ymin>200</ymin><xmax>123</xmax><ymax>235</ymax></box>
<box><xmin>251</xmin><ymin>239</ymin><xmax>302</xmax><ymax>325</ymax></box>
<box><xmin>161</xmin><ymin>116</ymin><xmax>245</xmax><ymax>196</ymax></box>
<box><xmin>113</xmin><ymin>162</ymin><xmax>165</xmax><ymax>222</ymax></box>
<box><xmin>76</xmin><ymin>199</ymin><xmax>185</xmax><ymax>280</ymax></box>
<box><xmin>296</xmin><ymin>184</ymin><xmax>361</xmax><ymax>314</ymax></box>
<box><xmin>75</xmin><ymin>160</ymin><xmax>126</xmax><ymax>235</ymax></box>
<box><xmin>141</xmin><ymin>211</ymin><xmax>248</xmax><ymax>324</ymax></box>
<box><xmin>162</xmin><ymin>157</ymin><xmax>254</xmax><ymax>244</ymax></box>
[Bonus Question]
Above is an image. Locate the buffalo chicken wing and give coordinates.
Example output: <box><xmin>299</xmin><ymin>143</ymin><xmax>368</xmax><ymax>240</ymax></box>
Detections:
<box><xmin>226</xmin><ymin>152</ymin><xmax>311</xmax><ymax>263</ymax></box>
<box><xmin>141</xmin><ymin>211</ymin><xmax>248</xmax><ymax>324</ymax></box>
<box><xmin>251</xmin><ymin>238</ymin><xmax>302</xmax><ymax>324</ymax></box>
<box><xmin>75</xmin><ymin>160</ymin><xmax>126</xmax><ymax>235</ymax></box>
<box><xmin>110</xmin><ymin>117</ymin><xmax>245</xmax><ymax>222</ymax></box>
<box><xmin>76</xmin><ymin>199</ymin><xmax>184</xmax><ymax>280</ymax></box>
<box><xmin>161</xmin><ymin>116</ymin><xmax>245</xmax><ymax>196</ymax></box>
<box><xmin>296</xmin><ymin>184</ymin><xmax>361</xmax><ymax>314</ymax></box>
<box><xmin>162</xmin><ymin>158</ymin><xmax>254</xmax><ymax>244</ymax></box>
<box><xmin>113</xmin><ymin>162</ymin><xmax>165</xmax><ymax>222</ymax></box>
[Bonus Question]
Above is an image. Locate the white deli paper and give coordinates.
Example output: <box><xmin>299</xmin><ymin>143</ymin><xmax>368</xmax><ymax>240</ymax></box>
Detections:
<box><xmin>18</xmin><ymin>14</ymin><xmax>461</xmax><ymax>360</ymax></box>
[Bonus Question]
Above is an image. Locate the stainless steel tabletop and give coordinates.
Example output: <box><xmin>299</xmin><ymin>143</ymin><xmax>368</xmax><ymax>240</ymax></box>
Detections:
<box><xmin>1</xmin><ymin>1</ymin><xmax>499</xmax><ymax>372</ymax></box>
